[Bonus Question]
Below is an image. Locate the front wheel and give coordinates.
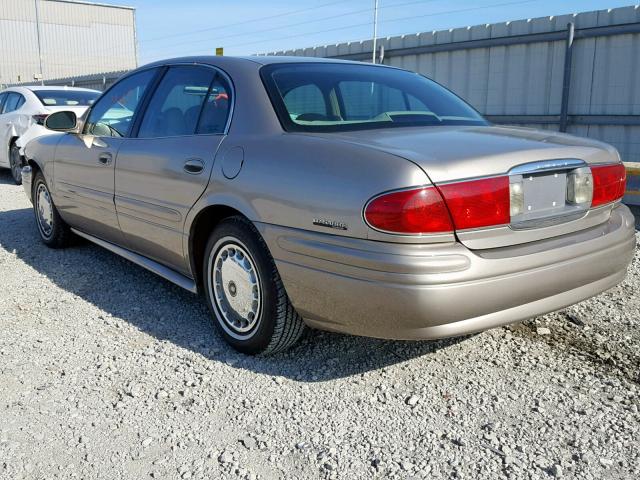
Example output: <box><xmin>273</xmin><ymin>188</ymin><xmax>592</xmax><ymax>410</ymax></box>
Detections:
<box><xmin>9</xmin><ymin>143</ymin><xmax>22</xmax><ymax>185</ymax></box>
<box><xmin>202</xmin><ymin>216</ymin><xmax>305</xmax><ymax>355</ymax></box>
<box><xmin>32</xmin><ymin>171</ymin><xmax>72</xmax><ymax>248</ymax></box>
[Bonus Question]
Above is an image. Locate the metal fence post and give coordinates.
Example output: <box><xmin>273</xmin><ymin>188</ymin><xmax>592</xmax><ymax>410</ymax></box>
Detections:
<box><xmin>559</xmin><ymin>22</ymin><xmax>575</xmax><ymax>132</ymax></box>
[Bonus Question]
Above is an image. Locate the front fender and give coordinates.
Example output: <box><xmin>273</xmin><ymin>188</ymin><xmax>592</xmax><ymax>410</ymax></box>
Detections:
<box><xmin>23</xmin><ymin>132</ymin><xmax>65</xmax><ymax>191</ymax></box>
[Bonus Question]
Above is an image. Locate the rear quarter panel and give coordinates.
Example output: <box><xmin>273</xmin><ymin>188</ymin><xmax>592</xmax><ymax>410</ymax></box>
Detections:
<box><xmin>185</xmin><ymin>132</ymin><xmax>440</xmax><ymax>249</ymax></box>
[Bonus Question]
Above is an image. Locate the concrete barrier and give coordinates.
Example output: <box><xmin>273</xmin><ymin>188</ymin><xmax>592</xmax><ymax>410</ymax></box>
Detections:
<box><xmin>624</xmin><ymin>163</ymin><xmax>640</xmax><ymax>206</ymax></box>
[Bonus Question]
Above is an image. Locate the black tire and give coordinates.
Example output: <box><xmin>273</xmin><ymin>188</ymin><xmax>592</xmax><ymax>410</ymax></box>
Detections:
<box><xmin>32</xmin><ymin>171</ymin><xmax>72</xmax><ymax>248</ymax></box>
<box><xmin>202</xmin><ymin>216</ymin><xmax>305</xmax><ymax>355</ymax></box>
<box><xmin>9</xmin><ymin>143</ymin><xmax>22</xmax><ymax>185</ymax></box>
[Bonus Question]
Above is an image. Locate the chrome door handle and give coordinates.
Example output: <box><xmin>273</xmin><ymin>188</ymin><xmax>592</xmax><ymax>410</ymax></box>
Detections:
<box><xmin>98</xmin><ymin>153</ymin><xmax>113</xmax><ymax>165</ymax></box>
<box><xmin>184</xmin><ymin>158</ymin><xmax>204</xmax><ymax>174</ymax></box>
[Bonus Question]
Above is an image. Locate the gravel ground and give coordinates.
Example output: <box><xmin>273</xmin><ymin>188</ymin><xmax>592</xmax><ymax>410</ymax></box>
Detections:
<box><xmin>0</xmin><ymin>169</ymin><xmax>639</xmax><ymax>480</ymax></box>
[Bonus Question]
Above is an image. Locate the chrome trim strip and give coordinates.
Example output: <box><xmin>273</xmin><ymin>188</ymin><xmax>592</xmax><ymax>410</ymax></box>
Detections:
<box><xmin>508</xmin><ymin>158</ymin><xmax>586</xmax><ymax>175</ymax></box>
<box><xmin>71</xmin><ymin>228</ymin><xmax>198</xmax><ymax>293</ymax></box>
<box><xmin>437</xmin><ymin>159</ymin><xmax>593</xmax><ymax>186</ymax></box>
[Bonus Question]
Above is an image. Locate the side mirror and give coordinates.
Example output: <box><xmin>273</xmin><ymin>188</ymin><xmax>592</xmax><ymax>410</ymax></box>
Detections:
<box><xmin>44</xmin><ymin>111</ymin><xmax>78</xmax><ymax>132</ymax></box>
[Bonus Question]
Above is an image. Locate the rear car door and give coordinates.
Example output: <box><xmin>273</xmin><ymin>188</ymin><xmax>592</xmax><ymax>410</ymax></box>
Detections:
<box><xmin>114</xmin><ymin>65</ymin><xmax>232</xmax><ymax>274</ymax></box>
<box><xmin>53</xmin><ymin>69</ymin><xmax>159</xmax><ymax>245</ymax></box>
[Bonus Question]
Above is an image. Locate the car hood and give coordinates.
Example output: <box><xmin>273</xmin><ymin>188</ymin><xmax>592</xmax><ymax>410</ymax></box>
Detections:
<box><xmin>303</xmin><ymin>125</ymin><xmax>619</xmax><ymax>183</ymax></box>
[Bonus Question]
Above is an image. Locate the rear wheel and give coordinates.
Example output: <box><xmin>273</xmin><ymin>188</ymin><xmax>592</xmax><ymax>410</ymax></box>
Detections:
<box><xmin>32</xmin><ymin>171</ymin><xmax>72</xmax><ymax>248</ymax></box>
<box><xmin>202</xmin><ymin>216</ymin><xmax>305</xmax><ymax>355</ymax></box>
<box><xmin>9</xmin><ymin>143</ymin><xmax>22</xmax><ymax>185</ymax></box>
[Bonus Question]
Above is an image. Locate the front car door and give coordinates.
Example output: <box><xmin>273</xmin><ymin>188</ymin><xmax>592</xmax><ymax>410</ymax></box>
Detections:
<box><xmin>114</xmin><ymin>65</ymin><xmax>232</xmax><ymax>274</ymax></box>
<box><xmin>52</xmin><ymin>68</ymin><xmax>159</xmax><ymax>245</ymax></box>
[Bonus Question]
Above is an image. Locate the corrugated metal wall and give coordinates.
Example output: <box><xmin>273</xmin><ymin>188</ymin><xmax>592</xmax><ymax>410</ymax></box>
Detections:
<box><xmin>0</xmin><ymin>0</ymin><xmax>137</xmax><ymax>86</ymax></box>
<box><xmin>269</xmin><ymin>5</ymin><xmax>640</xmax><ymax>164</ymax></box>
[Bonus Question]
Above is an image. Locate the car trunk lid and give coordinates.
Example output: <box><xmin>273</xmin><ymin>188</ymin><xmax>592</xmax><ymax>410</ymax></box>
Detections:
<box><xmin>305</xmin><ymin>126</ymin><xmax>623</xmax><ymax>249</ymax></box>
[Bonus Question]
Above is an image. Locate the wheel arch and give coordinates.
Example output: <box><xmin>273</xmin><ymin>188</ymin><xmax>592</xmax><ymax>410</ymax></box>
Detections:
<box><xmin>187</xmin><ymin>203</ymin><xmax>253</xmax><ymax>289</ymax></box>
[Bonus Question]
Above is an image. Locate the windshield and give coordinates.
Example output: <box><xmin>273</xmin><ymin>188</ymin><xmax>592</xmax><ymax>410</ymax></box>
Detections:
<box><xmin>33</xmin><ymin>90</ymin><xmax>99</xmax><ymax>107</ymax></box>
<box><xmin>261</xmin><ymin>63</ymin><xmax>487</xmax><ymax>132</ymax></box>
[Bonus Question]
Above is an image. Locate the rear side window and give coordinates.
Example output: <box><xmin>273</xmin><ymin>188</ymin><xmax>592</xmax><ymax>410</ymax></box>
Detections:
<box><xmin>196</xmin><ymin>76</ymin><xmax>231</xmax><ymax>134</ymax></box>
<box><xmin>2</xmin><ymin>93</ymin><xmax>22</xmax><ymax>113</ymax></box>
<box><xmin>138</xmin><ymin>66</ymin><xmax>231</xmax><ymax>138</ymax></box>
<box><xmin>0</xmin><ymin>93</ymin><xmax>7</xmax><ymax>112</ymax></box>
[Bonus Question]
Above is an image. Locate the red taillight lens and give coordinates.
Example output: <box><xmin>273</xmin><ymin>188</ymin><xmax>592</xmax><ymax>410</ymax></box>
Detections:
<box><xmin>364</xmin><ymin>187</ymin><xmax>454</xmax><ymax>234</ymax></box>
<box><xmin>591</xmin><ymin>164</ymin><xmax>626</xmax><ymax>207</ymax></box>
<box><xmin>438</xmin><ymin>176</ymin><xmax>510</xmax><ymax>230</ymax></box>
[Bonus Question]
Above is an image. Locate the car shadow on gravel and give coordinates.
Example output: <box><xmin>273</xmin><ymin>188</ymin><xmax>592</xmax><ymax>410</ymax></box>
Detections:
<box><xmin>0</xmin><ymin>172</ymin><xmax>17</xmax><ymax>186</ymax></box>
<box><xmin>0</xmin><ymin>193</ymin><xmax>467</xmax><ymax>382</ymax></box>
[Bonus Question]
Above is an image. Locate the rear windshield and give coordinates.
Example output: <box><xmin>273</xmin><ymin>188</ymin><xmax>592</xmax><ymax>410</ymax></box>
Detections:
<box><xmin>33</xmin><ymin>90</ymin><xmax>99</xmax><ymax>107</ymax></box>
<box><xmin>261</xmin><ymin>63</ymin><xmax>487</xmax><ymax>132</ymax></box>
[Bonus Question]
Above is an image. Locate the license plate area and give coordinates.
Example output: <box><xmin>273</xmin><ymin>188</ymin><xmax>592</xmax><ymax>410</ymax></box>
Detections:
<box><xmin>509</xmin><ymin>160</ymin><xmax>591</xmax><ymax>229</ymax></box>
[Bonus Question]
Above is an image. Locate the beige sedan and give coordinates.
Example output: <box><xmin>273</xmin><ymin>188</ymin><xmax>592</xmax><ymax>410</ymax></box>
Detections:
<box><xmin>21</xmin><ymin>56</ymin><xmax>635</xmax><ymax>354</ymax></box>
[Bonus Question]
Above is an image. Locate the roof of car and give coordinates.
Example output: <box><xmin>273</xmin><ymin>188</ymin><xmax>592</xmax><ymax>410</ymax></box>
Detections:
<box><xmin>143</xmin><ymin>55</ymin><xmax>376</xmax><ymax>69</ymax></box>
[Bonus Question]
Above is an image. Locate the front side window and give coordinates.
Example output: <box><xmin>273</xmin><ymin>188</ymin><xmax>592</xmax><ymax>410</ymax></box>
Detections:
<box><xmin>33</xmin><ymin>90</ymin><xmax>98</xmax><ymax>107</ymax></box>
<box><xmin>138</xmin><ymin>66</ymin><xmax>231</xmax><ymax>138</ymax></box>
<box><xmin>85</xmin><ymin>69</ymin><xmax>157</xmax><ymax>137</ymax></box>
<box><xmin>261</xmin><ymin>63</ymin><xmax>487</xmax><ymax>132</ymax></box>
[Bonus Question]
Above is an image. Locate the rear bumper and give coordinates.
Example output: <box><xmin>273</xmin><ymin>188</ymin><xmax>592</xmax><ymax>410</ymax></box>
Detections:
<box><xmin>257</xmin><ymin>204</ymin><xmax>636</xmax><ymax>340</ymax></box>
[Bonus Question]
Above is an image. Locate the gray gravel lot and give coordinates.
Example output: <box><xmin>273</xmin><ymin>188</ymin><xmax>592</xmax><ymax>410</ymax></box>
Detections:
<box><xmin>0</xmin><ymin>169</ymin><xmax>639</xmax><ymax>480</ymax></box>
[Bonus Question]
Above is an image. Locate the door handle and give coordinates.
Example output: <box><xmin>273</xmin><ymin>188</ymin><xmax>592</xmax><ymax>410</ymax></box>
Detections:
<box><xmin>184</xmin><ymin>158</ymin><xmax>204</xmax><ymax>174</ymax></box>
<box><xmin>98</xmin><ymin>153</ymin><xmax>113</xmax><ymax>165</ymax></box>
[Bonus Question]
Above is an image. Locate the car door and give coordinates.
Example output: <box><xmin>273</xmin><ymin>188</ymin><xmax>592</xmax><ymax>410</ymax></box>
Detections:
<box><xmin>114</xmin><ymin>65</ymin><xmax>232</xmax><ymax>274</ymax></box>
<box><xmin>53</xmin><ymin>68</ymin><xmax>159</xmax><ymax>245</ymax></box>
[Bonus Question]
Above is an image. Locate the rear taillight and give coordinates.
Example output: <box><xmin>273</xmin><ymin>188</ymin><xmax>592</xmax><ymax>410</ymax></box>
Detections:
<box><xmin>591</xmin><ymin>164</ymin><xmax>626</xmax><ymax>207</ymax></box>
<box><xmin>438</xmin><ymin>176</ymin><xmax>510</xmax><ymax>230</ymax></box>
<box><xmin>32</xmin><ymin>114</ymin><xmax>49</xmax><ymax>125</ymax></box>
<box><xmin>364</xmin><ymin>187</ymin><xmax>453</xmax><ymax>234</ymax></box>
<box><xmin>365</xmin><ymin>163</ymin><xmax>624</xmax><ymax>236</ymax></box>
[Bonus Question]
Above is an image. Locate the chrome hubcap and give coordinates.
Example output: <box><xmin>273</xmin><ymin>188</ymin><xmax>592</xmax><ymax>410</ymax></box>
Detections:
<box><xmin>36</xmin><ymin>184</ymin><xmax>53</xmax><ymax>237</ymax></box>
<box><xmin>211</xmin><ymin>242</ymin><xmax>261</xmax><ymax>335</ymax></box>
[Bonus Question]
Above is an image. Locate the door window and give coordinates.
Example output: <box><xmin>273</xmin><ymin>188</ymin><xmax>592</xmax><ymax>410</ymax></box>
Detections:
<box><xmin>2</xmin><ymin>93</ymin><xmax>21</xmax><ymax>113</ymax></box>
<box><xmin>138</xmin><ymin>66</ymin><xmax>226</xmax><ymax>138</ymax></box>
<box><xmin>0</xmin><ymin>93</ymin><xmax>7</xmax><ymax>113</ymax></box>
<box><xmin>15</xmin><ymin>94</ymin><xmax>25</xmax><ymax>109</ymax></box>
<box><xmin>85</xmin><ymin>69</ymin><xmax>157</xmax><ymax>137</ymax></box>
<box><xmin>196</xmin><ymin>76</ymin><xmax>232</xmax><ymax>134</ymax></box>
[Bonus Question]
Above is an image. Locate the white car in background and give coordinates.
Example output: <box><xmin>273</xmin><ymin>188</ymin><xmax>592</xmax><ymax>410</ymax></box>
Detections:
<box><xmin>0</xmin><ymin>86</ymin><xmax>100</xmax><ymax>184</ymax></box>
